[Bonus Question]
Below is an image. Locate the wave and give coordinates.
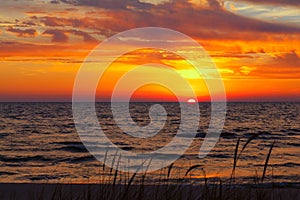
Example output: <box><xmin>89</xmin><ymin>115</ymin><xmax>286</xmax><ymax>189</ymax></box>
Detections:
<box><xmin>56</xmin><ymin>146</ymin><xmax>89</xmax><ymax>153</ymax></box>
<box><xmin>67</xmin><ymin>155</ymin><xmax>96</xmax><ymax>163</ymax></box>
<box><xmin>254</xmin><ymin>162</ymin><xmax>300</xmax><ymax>167</ymax></box>
<box><xmin>0</xmin><ymin>171</ymin><xmax>17</xmax><ymax>176</ymax></box>
<box><xmin>0</xmin><ymin>155</ymin><xmax>53</xmax><ymax>163</ymax></box>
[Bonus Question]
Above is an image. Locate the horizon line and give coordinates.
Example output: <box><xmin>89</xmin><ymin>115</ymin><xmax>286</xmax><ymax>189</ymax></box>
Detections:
<box><xmin>0</xmin><ymin>100</ymin><xmax>300</xmax><ymax>103</ymax></box>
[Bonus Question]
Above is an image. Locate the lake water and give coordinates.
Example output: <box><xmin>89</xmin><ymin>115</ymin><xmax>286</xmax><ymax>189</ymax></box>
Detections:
<box><xmin>0</xmin><ymin>102</ymin><xmax>299</xmax><ymax>185</ymax></box>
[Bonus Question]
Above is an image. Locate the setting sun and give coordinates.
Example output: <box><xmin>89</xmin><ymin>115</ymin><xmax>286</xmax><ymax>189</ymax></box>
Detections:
<box><xmin>187</xmin><ymin>98</ymin><xmax>197</xmax><ymax>104</ymax></box>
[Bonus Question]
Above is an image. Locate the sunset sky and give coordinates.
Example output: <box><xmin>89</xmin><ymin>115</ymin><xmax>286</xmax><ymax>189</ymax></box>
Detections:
<box><xmin>0</xmin><ymin>0</ymin><xmax>300</xmax><ymax>102</ymax></box>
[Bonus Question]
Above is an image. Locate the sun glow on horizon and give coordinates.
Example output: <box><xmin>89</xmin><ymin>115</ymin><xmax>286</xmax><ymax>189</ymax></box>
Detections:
<box><xmin>0</xmin><ymin>0</ymin><xmax>299</xmax><ymax>102</ymax></box>
<box><xmin>187</xmin><ymin>98</ymin><xmax>197</xmax><ymax>104</ymax></box>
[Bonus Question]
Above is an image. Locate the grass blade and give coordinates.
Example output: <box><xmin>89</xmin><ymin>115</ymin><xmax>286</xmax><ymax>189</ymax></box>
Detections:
<box><xmin>103</xmin><ymin>148</ymin><xmax>108</xmax><ymax>171</ymax></box>
<box><xmin>123</xmin><ymin>158</ymin><xmax>149</xmax><ymax>199</ymax></box>
<box><xmin>237</xmin><ymin>133</ymin><xmax>260</xmax><ymax>160</ymax></box>
<box><xmin>231</xmin><ymin>138</ymin><xmax>240</xmax><ymax>179</ymax></box>
<box><xmin>167</xmin><ymin>163</ymin><xmax>174</xmax><ymax>179</ymax></box>
<box><xmin>110</xmin><ymin>150</ymin><xmax>119</xmax><ymax>173</ymax></box>
<box><xmin>184</xmin><ymin>164</ymin><xmax>203</xmax><ymax>176</ymax></box>
<box><xmin>261</xmin><ymin>140</ymin><xmax>275</xmax><ymax>183</ymax></box>
<box><xmin>113</xmin><ymin>154</ymin><xmax>121</xmax><ymax>187</ymax></box>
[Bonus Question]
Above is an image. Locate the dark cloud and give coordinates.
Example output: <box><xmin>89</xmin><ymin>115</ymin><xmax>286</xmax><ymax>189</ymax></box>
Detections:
<box><xmin>35</xmin><ymin>13</ymin><xmax>300</xmax><ymax>43</ymax></box>
<box><xmin>50</xmin><ymin>0</ymin><xmax>60</xmax><ymax>4</ymax></box>
<box><xmin>38</xmin><ymin>16</ymin><xmax>114</xmax><ymax>37</ymax></box>
<box><xmin>59</xmin><ymin>0</ymin><xmax>225</xmax><ymax>10</ymax></box>
<box><xmin>43</xmin><ymin>29</ymin><xmax>69</xmax><ymax>42</ymax></box>
<box><xmin>59</xmin><ymin>0</ymin><xmax>152</xmax><ymax>10</ymax></box>
<box><xmin>274</xmin><ymin>51</ymin><xmax>300</xmax><ymax>67</ymax></box>
<box><xmin>40</xmin><ymin>16</ymin><xmax>77</xmax><ymax>27</ymax></box>
<box><xmin>250</xmin><ymin>51</ymin><xmax>300</xmax><ymax>78</ymax></box>
<box><xmin>22</xmin><ymin>21</ymin><xmax>37</xmax><ymax>26</ymax></box>
<box><xmin>42</xmin><ymin>29</ymin><xmax>98</xmax><ymax>43</ymax></box>
<box><xmin>208</xmin><ymin>0</ymin><xmax>222</xmax><ymax>9</ymax></box>
<box><xmin>0</xmin><ymin>20</ymin><xmax>11</xmax><ymax>25</ymax></box>
<box><xmin>70</xmin><ymin>30</ymin><xmax>98</xmax><ymax>43</ymax></box>
<box><xmin>0</xmin><ymin>41</ymin><xmax>94</xmax><ymax>57</ymax></box>
<box><xmin>6</xmin><ymin>27</ymin><xmax>37</xmax><ymax>37</ymax></box>
<box><xmin>16</xmin><ymin>0</ymin><xmax>296</xmax><ymax>45</ymax></box>
<box><xmin>242</xmin><ymin>0</ymin><xmax>300</xmax><ymax>6</ymax></box>
<box><xmin>210</xmin><ymin>53</ymin><xmax>253</xmax><ymax>59</ymax></box>
<box><xmin>38</xmin><ymin>0</ymin><xmax>300</xmax><ymax>41</ymax></box>
<box><xmin>39</xmin><ymin>16</ymin><xmax>97</xmax><ymax>29</ymax></box>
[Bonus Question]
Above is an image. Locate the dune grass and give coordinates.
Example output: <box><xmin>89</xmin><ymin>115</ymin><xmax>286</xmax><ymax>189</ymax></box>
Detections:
<box><xmin>2</xmin><ymin>138</ymin><xmax>299</xmax><ymax>200</ymax></box>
